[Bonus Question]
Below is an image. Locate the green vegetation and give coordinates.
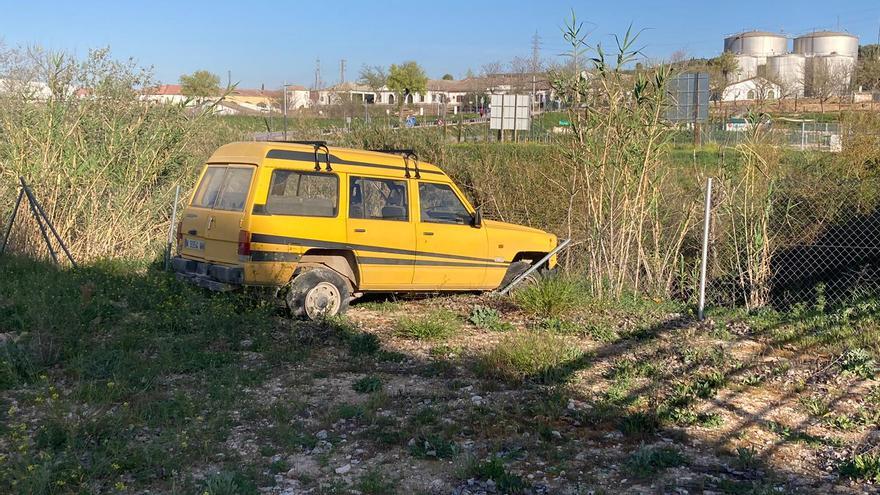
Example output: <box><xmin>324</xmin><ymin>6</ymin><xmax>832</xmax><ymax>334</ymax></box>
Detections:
<box><xmin>839</xmin><ymin>453</ymin><xmax>880</xmax><ymax>483</ymax></box>
<box><xmin>468</xmin><ymin>305</ymin><xmax>512</xmax><ymax>331</ymax></box>
<box><xmin>395</xmin><ymin>310</ymin><xmax>460</xmax><ymax>341</ymax></box>
<box><xmin>512</xmin><ymin>276</ymin><xmax>586</xmax><ymax>318</ymax></box>
<box><xmin>461</xmin><ymin>456</ymin><xmax>529</xmax><ymax>494</ymax></box>
<box><xmin>478</xmin><ymin>331</ymin><xmax>587</xmax><ymax>384</ymax></box>
<box><xmin>625</xmin><ymin>445</ymin><xmax>688</xmax><ymax>478</ymax></box>
<box><xmin>352</xmin><ymin>375</ymin><xmax>383</xmax><ymax>394</ymax></box>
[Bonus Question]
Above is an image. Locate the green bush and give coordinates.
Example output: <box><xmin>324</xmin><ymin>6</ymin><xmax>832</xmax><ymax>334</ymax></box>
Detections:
<box><xmin>468</xmin><ymin>305</ymin><xmax>512</xmax><ymax>331</ymax></box>
<box><xmin>395</xmin><ymin>310</ymin><xmax>460</xmax><ymax>341</ymax></box>
<box><xmin>462</xmin><ymin>456</ymin><xmax>528</xmax><ymax>494</ymax></box>
<box><xmin>513</xmin><ymin>276</ymin><xmax>587</xmax><ymax>318</ymax></box>
<box><xmin>478</xmin><ymin>331</ymin><xmax>587</xmax><ymax>384</ymax></box>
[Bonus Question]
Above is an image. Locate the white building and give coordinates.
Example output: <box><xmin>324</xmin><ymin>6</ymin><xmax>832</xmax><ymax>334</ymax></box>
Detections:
<box><xmin>721</xmin><ymin>77</ymin><xmax>782</xmax><ymax>102</ymax></box>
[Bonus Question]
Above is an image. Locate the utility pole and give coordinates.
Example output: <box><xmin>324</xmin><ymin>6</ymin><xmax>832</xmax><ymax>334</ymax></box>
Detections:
<box><xmin>339</xmin><ymin>59</ymin><xmax>346</xmax><ymax>84</ymax></box>
<box><xmin>283</xmin><ymin>82</ymin><xmax>288</xmax><ymax>141</ymax></box>
<box><xmin>314</xmin><ymin>58</ymin><xmax>322</xmax><ymax>90</ymax></box>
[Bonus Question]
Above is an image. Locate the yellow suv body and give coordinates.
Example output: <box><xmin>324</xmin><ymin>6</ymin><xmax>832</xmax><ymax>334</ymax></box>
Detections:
<box><xmin>172</xmin><ymin>141</ymin><xmax>557</xmax><ymax>318</ymax></box>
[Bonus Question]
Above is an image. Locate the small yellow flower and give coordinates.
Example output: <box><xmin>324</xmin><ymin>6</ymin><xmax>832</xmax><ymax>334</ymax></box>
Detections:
<box><xmin>27</xmin><ymin>464</ymin><xmax>35</xmax><ymax>472</ymax></box>
<box><xmin>107</xmin><ymin>382</ymin><xmax>115</xmax><ymax>388</ymax></box>
<box><xmin>115</xmin><ymin>482</ymin><xmax>126</xmax><ymax>491</ymax></box>
<box><xmin>112</xmin><ymin>463</ymin><xmax>120</xmax><ymax>470</ymax></box>
<box><xmin>51</xmin><ymin>393</ymin><xmax>59</xmax><ymax>400</ymax></box>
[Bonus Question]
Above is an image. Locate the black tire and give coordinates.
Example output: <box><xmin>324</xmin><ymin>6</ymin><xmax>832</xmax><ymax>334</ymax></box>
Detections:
<box><xmin>498</xmin><ymin>261</ymin><xmax>545</xmax><ymax>291</ymax></box>
<box><xmin>286</xmin><ymin>268</ymin><xmax>351</xmax><ymax>320</ymax></box>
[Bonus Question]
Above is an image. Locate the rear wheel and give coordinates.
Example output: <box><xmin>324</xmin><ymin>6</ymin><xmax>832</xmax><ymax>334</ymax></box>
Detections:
<box><xmin>287</xmin><ymin>268</ymin><xmax>351</xmax><ymax>320</ymax></box>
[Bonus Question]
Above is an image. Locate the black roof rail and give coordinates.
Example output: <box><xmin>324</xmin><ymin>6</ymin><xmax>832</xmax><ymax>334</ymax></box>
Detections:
<box><xmin>368</xmin><ymin>148</ymin><xmax>420</xmax><ymax>178</ymax></box>
<box><xmin>269</xmin><ymin>140</ymin><xmax>332</xmax><ymax>171</ymax></box>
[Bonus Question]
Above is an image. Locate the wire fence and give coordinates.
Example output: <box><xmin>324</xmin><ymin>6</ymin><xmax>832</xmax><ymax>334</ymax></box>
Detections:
<box><xmin>703</xmin><ymin>177</ymin><xmax>880</xmax><ymax>310</ymax></box>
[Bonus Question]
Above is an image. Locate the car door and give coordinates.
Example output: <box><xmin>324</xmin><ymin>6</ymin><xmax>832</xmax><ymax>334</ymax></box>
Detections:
<box><xmin>347</xmin><ymin>175</ymin><xmax>417</xmax><ymax>290</ymax></box>
<box><xmin>412</xmin><ymin>181</ymin><xmax>491</xmax><ymax>289</ymax></box>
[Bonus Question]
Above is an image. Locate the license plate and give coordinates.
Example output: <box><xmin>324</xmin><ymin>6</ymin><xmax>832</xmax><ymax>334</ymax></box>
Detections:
<box><xmin>184</xmin><ymin>239</ymin><xmax>205</xmax><ymax>250</ymax></box>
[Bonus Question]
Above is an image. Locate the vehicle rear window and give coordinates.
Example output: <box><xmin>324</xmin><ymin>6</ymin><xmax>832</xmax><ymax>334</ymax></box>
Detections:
<box><xmin>265</xmin><ymin>170</ymin><xmax>338</xmax><ymax>217</ymax></box>
<box><xmin>191</xmin><ymin>165</ymin><xmax>254</xmax><ymax>211</ymax></box>
<box><xmin>191</xmin><ymin>166</ymin><xmax>226</xmax><ymax>208</ymax></box>
<box><xmin>215</xmin><ymin>168</ymin><xmax>254</xmax><ymax>211</ymax></box>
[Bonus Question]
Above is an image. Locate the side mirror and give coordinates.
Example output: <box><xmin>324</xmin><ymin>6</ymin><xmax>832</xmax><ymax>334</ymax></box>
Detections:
<box><xmin>471</xmin><ymin>206</ymin><xmax>483</xmax><ymax>229</ymax></box>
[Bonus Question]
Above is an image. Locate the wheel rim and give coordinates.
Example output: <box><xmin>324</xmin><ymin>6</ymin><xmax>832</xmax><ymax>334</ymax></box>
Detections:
<box><xmin>304</xmin><ymin>281</ymin><xmax>341</xmax><ymax>319</ymax></box>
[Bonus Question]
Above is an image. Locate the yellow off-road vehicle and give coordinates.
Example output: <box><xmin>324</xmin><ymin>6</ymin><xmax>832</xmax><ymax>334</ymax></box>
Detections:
<box><xmin>172</xmin><ymin>141</ymin><xmax>558</xmax><ymax>319</ymax></box>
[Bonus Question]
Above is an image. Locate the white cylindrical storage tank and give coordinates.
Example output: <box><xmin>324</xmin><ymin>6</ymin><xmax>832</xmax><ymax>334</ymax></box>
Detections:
<box><xmin>724</xmin><ymin>31</ymin><xmax>789</xmax><ymax>57</ymax></box>
<box><xmin>766</xmin><ymin>54</ymin><xmax>806</xmax><ymax>97</ymax></box>
<box><xmin>793</xmin><ymin>31</ymin><xmax>859</xmax><ymax>58</ymax></box>
<box><xmin>730</xmin><ymin>55</ymin><xmax>759</xmax><ymax>82</ymax></box>
<box><xmin>806</xmin><ymin>54</ymin><xmax>856</xmax><ymax>97</ymax></box>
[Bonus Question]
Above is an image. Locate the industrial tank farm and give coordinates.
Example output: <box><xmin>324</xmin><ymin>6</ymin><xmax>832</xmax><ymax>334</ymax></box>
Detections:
<box><xmin>721</xmin><ymin>28</ymin><xmax>858</xmax><ymax>99</ymax></box>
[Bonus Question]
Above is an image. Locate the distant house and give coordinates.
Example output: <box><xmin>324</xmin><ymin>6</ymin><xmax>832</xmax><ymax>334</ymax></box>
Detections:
<box><xmin>142</xmin><ymin>84</ymin><xmax>188</xmax><ymax>104</ymax></box>
<box><xmin>721</xmin><ymin>77</ymin><xmax>782</xmax><ymax>102</ymax></box>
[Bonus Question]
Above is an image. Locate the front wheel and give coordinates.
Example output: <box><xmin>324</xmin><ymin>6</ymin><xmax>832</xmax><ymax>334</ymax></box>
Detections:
<box><xmin>286</xmin><ymin>268</ymin><xmax>351</xmax><ymax>320</ymax></box>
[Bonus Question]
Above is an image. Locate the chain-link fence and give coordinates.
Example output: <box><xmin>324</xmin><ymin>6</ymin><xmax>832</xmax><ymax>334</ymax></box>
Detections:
<box><xmin>703</xmin><ymin>177</ymin><xmax>880</xmax><ymax>309</ymax></box>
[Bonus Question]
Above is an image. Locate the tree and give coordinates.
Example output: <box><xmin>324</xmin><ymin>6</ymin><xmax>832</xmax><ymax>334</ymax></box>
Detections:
<box><xmin>465</xmin><ymin>68</ymin><xmax>475</xmax><ymax>79</ymax></box>
<box><xmin>179</xmin><ymin>70</ymin><xmax>220</xmax><ymax>101</ymax></box>
<box><xmin>856</xmin><ymin>44</ymin><xmax>880</xmax><ymax>91</ymax></box>
<box><xmin>708</xmin><ymin>52</ymin><xmax>740</xmax><ymax>101</ymax></box>
<box><xmin>387</xmin><ymin>61</ymin><xmax>427</xmax><ymax>119</ymax></box>
<box><xmin>358</xmin><ymin>65</ymin><xmax>387</xmax><ymax>92</ymax></box>
<box><xmin>480</xmin><ymin>61</ymin><xmax>504</xmax><ymax>76</ymax></box>
<box><xmin>441</xmin><ymin>73</ymin><xmax>454</xmax><ymax>80</ymax></box>
<box><xmin>809</xmin><ymin>58</ymin><xmax>851</xmax><ymax>113</ymax></box>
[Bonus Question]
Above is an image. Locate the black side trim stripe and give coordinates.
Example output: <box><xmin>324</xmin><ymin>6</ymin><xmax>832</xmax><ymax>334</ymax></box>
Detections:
<box><xmin>251</xmin><ymin>251</ymin><xmax>300</xmax><ymax>262</ymax></box>
<box><xmin>265</xmin><ymin>149</ymin><xmax>443</xmax><ymax>175</ymax></box>
<box><xmin>358</xmin><ymin>256</ymin><xmax>508</xmax><ymax>268</ymax></box>
<box><xmin>250</xmin><ymin>233</ymin><xmax>506</xmax><ymax>265</ymax></box>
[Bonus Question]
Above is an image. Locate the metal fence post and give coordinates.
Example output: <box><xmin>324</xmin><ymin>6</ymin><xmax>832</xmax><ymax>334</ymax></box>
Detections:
<box><xmin>165</xmin><ymin>185</ymin><xmax>181</xmax><ymax>271</ymax></box>
<box><xmin>698</xmin><ymin>177</ymin><xmax>714</xmax><ymax>320</ymax></box>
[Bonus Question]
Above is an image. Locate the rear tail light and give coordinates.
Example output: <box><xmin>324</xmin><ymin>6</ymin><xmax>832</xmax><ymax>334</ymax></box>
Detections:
<box><xmin>175</xmin><ymin>220</ymin><xmax>183</xmax><ymax>250</ymax></box>
<box><xmin>238</xmin><ymin>230</ymin><xmax>252</xmax><ymax>256</ymax></box>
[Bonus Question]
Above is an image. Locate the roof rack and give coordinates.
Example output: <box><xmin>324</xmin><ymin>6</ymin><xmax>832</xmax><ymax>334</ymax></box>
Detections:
<box><xmin>369</xmin><ymin>148</ymin><xmax>420</xmax><ymax>178</ymax></box>
<box><xmin>270</xmin><ymin>140</ymin><xmax>332</xmax><ymax>171</ymax></box>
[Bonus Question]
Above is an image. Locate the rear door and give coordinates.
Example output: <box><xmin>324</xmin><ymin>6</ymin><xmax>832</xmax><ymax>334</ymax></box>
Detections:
<box><xmin>347</xmin><ymin>175</ymin><xmax>417</xmax><ymax>290</ymax></box>
<box><xmin>180</xmin><ymin>164</ymin><xmax>255</xmax><ymax>264</ymax></box>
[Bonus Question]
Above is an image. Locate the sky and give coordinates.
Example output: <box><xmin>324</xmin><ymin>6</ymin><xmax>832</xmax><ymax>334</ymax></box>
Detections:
<box><xmin>1</xmin><ymin>1</ymin><xmax>879</xmax><ymax>89</ymax></box>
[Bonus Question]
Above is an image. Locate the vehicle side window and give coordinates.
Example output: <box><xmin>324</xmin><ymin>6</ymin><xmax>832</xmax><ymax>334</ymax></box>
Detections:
<box><xmin>266</xmin><ymin>170</ymin><xmax>338</xmax><ymax>217</ymax></box>
<box><xmin>192</xmin><ymin>166</ymin><xmax>226</xmax><ymax>208</ymax></box>
<box><xmin>214</xmin><ymin>168</ymin><xmax>254</xmax><ymax>212</ymax></box>
<box><xmin>349</xmin><ymin>176</ymin><xmax>409</xmax><ymax>221</ymax></box>
<box><xmin>418</xmin><ymin>182</ymin><xmax>471</xmax><ymax>225</ymax></box>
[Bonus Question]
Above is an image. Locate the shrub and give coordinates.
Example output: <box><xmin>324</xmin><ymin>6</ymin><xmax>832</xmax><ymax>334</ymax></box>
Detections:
<box><xmin>395</xmin><ymin>310</ymin><xmax>460</xmax><ymax>341</ymax></box>
<box><xmin>512</xmin><ymin>276</ymin><xmax>586</xmax><ymax>318</ymax></box>
<box><xmin>478</xmin><ymin>331</ymin><xmax>587</xmax><ymax>384</ymax></box>
<box><xmin>202</xmin><ymin>471</ymin><xmax>258</xmax><ymax>495</ymax></box>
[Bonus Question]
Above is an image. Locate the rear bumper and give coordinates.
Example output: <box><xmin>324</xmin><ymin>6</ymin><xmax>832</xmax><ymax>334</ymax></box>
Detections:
<box><xmin>172</xmin><ymin>256</ymin><xmax>243</xmax><ymax>292</ymax></box>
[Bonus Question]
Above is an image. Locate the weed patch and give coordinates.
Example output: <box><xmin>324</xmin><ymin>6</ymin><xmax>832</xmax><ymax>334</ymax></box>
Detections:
<box><xmin>353</xmin><ymin>375</ymin><xmax>383</xmax><ymax>394</ymax></box>
<box><xmin>395</xmin><ymin>310</ymin><xmax>460</xmax><ymax>341</ymax></box>
<box><xmin>478</xmin><ymin>331</ymin><xmax>588</xmax><ymax>384</ymax></box>
<box><xmin>462</xmin><ymin>456</ymin><xmax>529</xmax><ymax>494</ymax></box>
<box><xmin>512</xmin><ymin>276</ymin><xmax>586</xmax><ymax>318</ymax></box>
<box><xmin>625</xmin><ymin>444</ymin><xmax>688</xmax><ymax>477</ymax></box>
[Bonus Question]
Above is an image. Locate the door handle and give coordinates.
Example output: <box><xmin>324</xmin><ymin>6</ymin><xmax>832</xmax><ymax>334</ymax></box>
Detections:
<box><xmin>188</xmin><ymin>230</ymin><xmax>197</xmax><ymax>235</ymax></box>
<box><xmin>423</xmin><ymin>232</ymin><xmax>434</xmax><ymax>236</ymax></box>
<box><xmin>354</xmin><ymin>228</ymin><xmax>366</xmax><ymax>233</ymax></box>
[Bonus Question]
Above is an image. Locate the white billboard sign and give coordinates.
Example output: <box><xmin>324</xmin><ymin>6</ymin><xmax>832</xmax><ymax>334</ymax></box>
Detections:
<box><xmin>490</xmin><ymin>94</ymin><xmax>531</xmax><ymax>131</ymax></box>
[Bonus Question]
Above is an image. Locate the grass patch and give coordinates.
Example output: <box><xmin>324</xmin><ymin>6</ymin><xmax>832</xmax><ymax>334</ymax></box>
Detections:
<box><xmin>349</xmin><ymin>332</ymin><xmax>382</xmax><ymax>356</ymax></box>
<box><xmin>353</xmin><ymin>375</ymin><xmax>383</xmax><ymax>394</ymax></box>
<box><xmin>202</xmin><ymin>471</ymin><xmax>259</xmax><ymax>495</ymax></box>
<box><xmin>477</xmin><ymin>331</ymin><xmax>588</xmax><ymax>384</ymax></box>
<box><xmin>512</xmin><ymin>276</ymin><xmax>586</xmax><ymax>318</ymax></box>
<box><xmin>356</xmin><ymin>468</ymin><xmax>397</xmax><ymax>494</ymax></box>
<box><xmin>462</xmin><ymin>456</ymin><xmax>529</xmax><ymax>494</ymax></box>
<box><xmin>625</xmin><ymin>444</ymin><xmax>688</xmax><ymax>478</ymax></box>
<box><xmin>409</xmin><ymin>434</ymin><xmax>458</xmax><ymax>459</ymax></box>
<box><xmin>395</xmin><ymin>310</ymin><xmax>460</xmax><ymax>341</ymax></box>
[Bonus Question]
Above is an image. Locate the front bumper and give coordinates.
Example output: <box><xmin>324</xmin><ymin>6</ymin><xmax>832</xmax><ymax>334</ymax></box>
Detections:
<box><xmin>171</xmin><ymin>256</ymin><xmax>243</xmax><ymax>292</ymax></box>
